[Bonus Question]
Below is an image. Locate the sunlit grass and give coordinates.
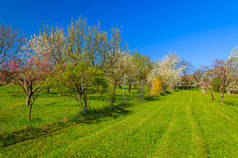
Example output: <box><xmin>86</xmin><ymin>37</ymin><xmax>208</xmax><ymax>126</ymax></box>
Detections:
<box><xmin>1</xmin><ymin>87</ymin><xmax>238</xmax><ymax>157</ymax></box>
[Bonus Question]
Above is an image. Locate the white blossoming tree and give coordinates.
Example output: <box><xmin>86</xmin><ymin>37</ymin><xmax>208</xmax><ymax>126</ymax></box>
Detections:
<box><xmin>150</xmin><ymin>53</ymin><xmax>186</xmax><ymax>91</ymax></box>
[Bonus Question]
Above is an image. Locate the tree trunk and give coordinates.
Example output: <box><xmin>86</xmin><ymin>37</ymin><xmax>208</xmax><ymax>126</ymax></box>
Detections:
<box><xmin>28</xmin><ymin>103</ymin><xmax>33</xmax><ymax>120</ymax></box>
<box><xmin>110</xmin><ymin>80</ymin><xmax>117</xmax><ymax>104</ymax></box>
<box><xmin>140</xmin><ymin>80</ymin><xmax>143</xmax><ymax>100</ymax></box>
<box><xmin>123</xmin><ymin>74</ymin><xmax>125</xmax><ymax>103</ymax></box>
<box><xmin>81</xmin><ymin>77</ymin><xmax>86</xmax><ymax>113</ymax></box>
<box><xmin>83</xmin><ymin>93</ymin><xmax>88</xmax><ymax>112</ymax></box>
<box><xmin>77</xmin><ymin>91</ymin><xmax>83</xmax><ymax>109</ymax></box>
<box><xmin>47</xmin><ymin>87</ymin><xmax>50</xmax><ymax>93</ymax></box>
<box><xmin>113</xmin><ymin>80</ymin><xmax>117</xmax><ymax>97</ymax></box>
<box><xmin>118</xmin><ymin>84</ymin><xmax>122</xmax><ymax>89</ymax></box>
<box><xmin>77</xmin><ymin>93</ymin><xmax>82</xmax><ymax>101</ymax></box>
<box><xmin>220</xmin><ymin>85</ymin><xmax>225</xmax><ymax>104</ymax></box>
<box><xmin>221</xmin><ymin>93</ymin><xmax>224</xmax><ymax>104</ymax></box>
<box><xmin>210</xmin><ymin>89</ymin><xmax>214</xmax><ymax>100</ymax></box>
<box><xmin>26</xmin><ymin>94</ymin><xmax>31</xmax><ymax>107</ymax></box>
<box><xmin>128</xmin><ymin>83</ymin><xmax>132</xmax><ymax>93</ymax></box>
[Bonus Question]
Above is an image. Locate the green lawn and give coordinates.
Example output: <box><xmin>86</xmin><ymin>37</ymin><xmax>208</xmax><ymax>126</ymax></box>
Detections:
<box><xmin>1</xmin><ymin>87</ymin><xmax>238</xmax><ymax>157</ymax></box>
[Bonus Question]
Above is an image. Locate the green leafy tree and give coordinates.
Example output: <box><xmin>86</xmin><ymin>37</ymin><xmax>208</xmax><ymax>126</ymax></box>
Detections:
<box><xmin>53</xmin><ymin>63</ymin><xmax>103</xmax><ymax>112</ymax></box>
<box><xmin>134</xmin><ymin>52</ymin><xmax>152</xmax><ymax>99</ymax></box>
<box><xmin>102</xmin><ymin>28</ymin><xmax>126</xmax><ymax>104</ymax></box>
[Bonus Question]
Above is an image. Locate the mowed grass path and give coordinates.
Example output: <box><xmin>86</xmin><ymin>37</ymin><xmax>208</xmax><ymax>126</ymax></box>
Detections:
<box><xmin>2</xmin><ymin>90</ymin><xmax>238</xmax><ymax>157</ymax></box>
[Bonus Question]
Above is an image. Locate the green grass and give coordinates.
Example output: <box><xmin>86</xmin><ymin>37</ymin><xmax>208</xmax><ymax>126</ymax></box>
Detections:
<box><xmin>1</xmin><ymin>86</ymin><xmax>238</xmax><ymax>157</ymax></box>
<box><xmin>0</xmin><ymin>85</ymin><xmax>143</xmax><ymax>133</ymax></box>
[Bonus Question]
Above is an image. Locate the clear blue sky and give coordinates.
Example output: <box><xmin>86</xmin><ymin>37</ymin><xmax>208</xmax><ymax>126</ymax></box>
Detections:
<box><xmin>1</xmin><ymin>0</ymin><xmax>238</xmax><ymax>67</ymax></box>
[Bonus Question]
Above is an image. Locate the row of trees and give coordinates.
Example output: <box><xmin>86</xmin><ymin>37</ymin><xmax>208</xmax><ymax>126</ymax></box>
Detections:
<box><xmin>0</xmin><ymin>19</ymin><xmax>156</xmax><ymax>120</ymax></box>
<box><xmin>3</xmin><ymin>17</ymin><xmax>236</xmax><ymax>120</ymax></box>
<box><xmin>0</xmin><ymin>19</ymin><xmax>190</xmax><ymax>120</ymax></box>
<box><xmin>149</xmin><ymin>49</ymin><xmax>238</xmax><ymax>105</ymax></box>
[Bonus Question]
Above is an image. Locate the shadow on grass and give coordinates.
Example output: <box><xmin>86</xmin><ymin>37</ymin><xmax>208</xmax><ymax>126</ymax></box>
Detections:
<box><xmin>143</xmin><ymin>90</ymin><xmax>175</xmax><ymax>101</ymax></box>
<box><xmin>160</xmin><ymin>91</ymin><xmax>171</xmax><ymax>96</ymax></box>
<box><xmin>0</xmin><ymin>102</ymin><xmax>132</xmax><ymax>148</ymax></box>
<box><xmin>0</xmin><ymin>91</ymin><xmax>165</xmax><ymax>148</ymax></box>
<box><xmin>72</xmin><ymin>103</ymin><xmax>132</xmax><ymax>123</ymax></box>
<box><xmin>224</xmin><ymin>101</ymin><xmax>238</xmax><ymax>106</ymax></box>
<box><xmin>143</xmin><ymin>95</ymin><xmax>160</xmax><ymax>101</ymax></box>
<box><xmin>45</xmin><ymin>102</ymin><xmax>56</xmax><ymax>106</ymax></box>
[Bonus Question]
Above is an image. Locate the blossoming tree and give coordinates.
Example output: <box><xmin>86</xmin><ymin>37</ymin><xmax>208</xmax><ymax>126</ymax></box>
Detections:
<box><xmin>150</xmin><ymin>53</ymin><xmax>186</xmax><ymax>91</ymax></box>
<box><xmin>0</xmin><ymin>51</ymin><xmax>52</xmax><ymax>120</ymax></box>
<box><xmin>210</xmin><ymin>58</ymin><xmax>236</xmax><ymax>104</ymax></box>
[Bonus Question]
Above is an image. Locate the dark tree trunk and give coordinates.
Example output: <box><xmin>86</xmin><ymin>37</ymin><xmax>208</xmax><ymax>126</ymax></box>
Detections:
<box><xmin>29</xmin><ymin>103</ymin><xmax>33</xmax><ymax>120</ymax></box>
<box><xmin>47</xmin><ymin>87</ymin><xmax>50</xmax><ymax>93</ymax></box>
<box><xmin>21</xmin><ymin>80</ymin><xmax>41</xmax><ymax>120</ymax></box>
<box><xmin>118</xmin><ymin>84</ymin><xmax>122</xmax><ymax>89</ymax></box>
<box><xmin>83</xmin><ymin>93</ymin><xmax>88</xmax><ymax>112</ymax></box>
<box><xmin>77</xmin><ymin>89</ymin><xmax>84</xmax><ymax>112</ymax></box>
<box><xmin>128</xmin><ymin>83</ymin><xmax>132</xmax><ymax>93</ymax></box>
<box><xmin>77</xmin><ymin>89</ymin><xmax>88</xmax><ymax>113</ymax></box>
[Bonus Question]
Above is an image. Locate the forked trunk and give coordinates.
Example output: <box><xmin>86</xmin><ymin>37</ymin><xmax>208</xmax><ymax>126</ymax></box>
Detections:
<box><xmin>26</xmin><ymin>94</ymin><xmax>31</xmax><ymax>107</ymax></box>
<box><xmin>77</xmin><ymin>89</ymin><xmax>86</xmax><ymax>113</ymax></box>
<box><xmin>77</xmin><ymin>91</ymin><xmax>83</xmax><ymax>108</ymax></box>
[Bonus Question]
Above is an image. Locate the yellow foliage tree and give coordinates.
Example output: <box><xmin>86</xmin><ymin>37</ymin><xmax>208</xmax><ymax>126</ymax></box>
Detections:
<box><xmin>152</xmin><ymin>76</ymin><xmax>162</xmax><ymax>95</ymax></box>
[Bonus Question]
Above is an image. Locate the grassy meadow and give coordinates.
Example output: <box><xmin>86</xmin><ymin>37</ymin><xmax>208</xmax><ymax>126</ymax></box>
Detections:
<box><xmin>1</xmin><ymin>86</ymin><xmax>238</xmax><ymax>157</ymax></box>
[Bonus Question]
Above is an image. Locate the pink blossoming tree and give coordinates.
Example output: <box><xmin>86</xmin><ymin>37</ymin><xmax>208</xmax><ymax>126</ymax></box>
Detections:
<box><xmin>0</xmin><ymin>52</ymin><xmax>52</xmax><ymax>120</ymax></box>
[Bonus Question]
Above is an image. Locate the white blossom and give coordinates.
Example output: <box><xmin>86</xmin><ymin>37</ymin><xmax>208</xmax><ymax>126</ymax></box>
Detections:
<box><xmin>149</xmin><ymin>53</ymin><xmax>186</xmax><ymax>89</ymax></box>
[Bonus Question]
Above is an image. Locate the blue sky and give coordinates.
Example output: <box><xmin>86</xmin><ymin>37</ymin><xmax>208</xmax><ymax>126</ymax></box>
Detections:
<box><xmin>1</xmin><ymin>0</ymin><xmax>238</xmax><ymax>67</ymax></box>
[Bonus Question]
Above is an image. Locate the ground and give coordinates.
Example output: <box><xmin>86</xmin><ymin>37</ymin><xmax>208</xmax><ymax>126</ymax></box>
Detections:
<box><xmin>1</xmin><ymin>86</ymin><xmax>238</xmax><ymax>157</ymax></box>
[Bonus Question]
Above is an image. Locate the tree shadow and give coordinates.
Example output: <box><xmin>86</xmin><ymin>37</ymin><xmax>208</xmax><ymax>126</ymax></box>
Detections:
<box><xmin>45</xmin><ymin>102</ymin><xmax>56</xmax><ymax>106</ymax></box>
<box><xmin>71</xmin><ymin>103</ymin><xmax>132</xmax><ymax>123</ymax></box>
<box><xmin>160</xmin><ymin>91</ymin><xmax>171</xmax><ymax>96</ymax></box>
<box><xmin>0</xmin><ymin>89</ymin><xmax>170</xmax><ymax>148</ymax></box>
<box><xmin>143</xmin><ymin>95</ymin><xmax>160</xmax><ymax>101</ymax></box>
<box><xmin>225</xmin><ymin>101</ymin><xmax>238</xmax><ymax>106</ymax></box>
<box><xmin>0</xmin><ymin>102</ymin><xmax>132</xmax><ymax>148</ymax></box>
